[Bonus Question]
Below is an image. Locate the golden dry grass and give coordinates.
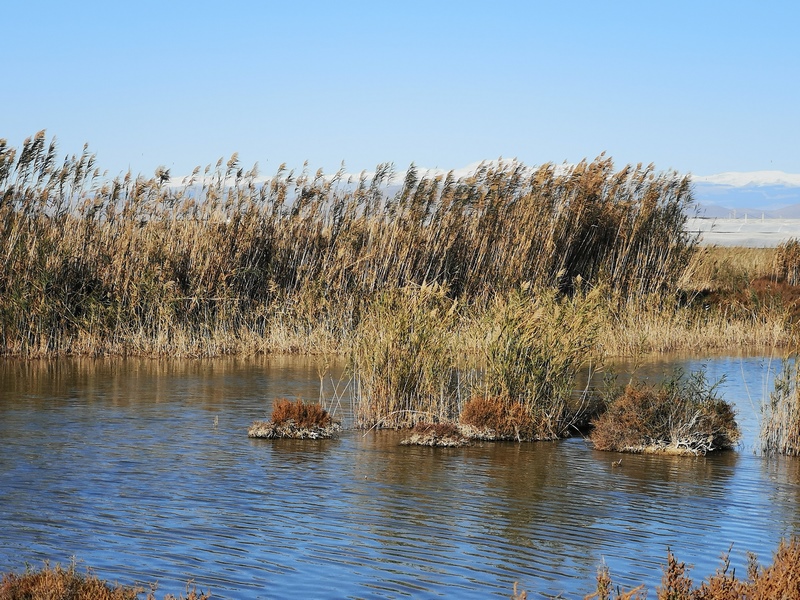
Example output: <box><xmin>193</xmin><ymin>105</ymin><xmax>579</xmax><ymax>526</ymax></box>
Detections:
<box><xmin>0</xmin><ymin>561</ymin><xmax>209</xmax><ymax>600</ymax></box>
<box><xmin>1</xmin><ymin>133</ymin><xmax>698</xmax><ymax>359</ymax></box>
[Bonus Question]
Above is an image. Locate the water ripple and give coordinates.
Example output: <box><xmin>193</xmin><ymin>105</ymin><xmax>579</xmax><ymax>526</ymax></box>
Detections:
<box><xmin>1</xmin><ymin>357</ymin><xmax>798</xmax><ymax>598</ymax></box>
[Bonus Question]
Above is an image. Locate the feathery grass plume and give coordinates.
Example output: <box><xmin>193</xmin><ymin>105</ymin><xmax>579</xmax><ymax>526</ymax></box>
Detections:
<box><xmin>466</xmin><ymin>284</ymin><xmax>604</xmax><ymax>440</ymax></box>
<box><xmin>0</xmin><ymin>133</ymin><xmax>702</xmax><ymax>358</ymax></box>
<box><xmin>761</xmin><ymin>355</ymin><xmax>800</xmax><ymax>456</ymax></box>
<box><xmin>351</xmin><ymin>283</ymin><xmax>460</xmax><ymax>429</ymax></box>
<box><xmin>591</xmin><ymin>369</ymin><xmax>740</xmax><ymax>455</ymax></box>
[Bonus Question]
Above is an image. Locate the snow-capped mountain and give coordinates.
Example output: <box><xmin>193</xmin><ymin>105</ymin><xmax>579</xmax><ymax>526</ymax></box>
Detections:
<box><xmin>692</xmin><ymin>170</ymin><xmax>800</xmax><ymax>218</ymax></box>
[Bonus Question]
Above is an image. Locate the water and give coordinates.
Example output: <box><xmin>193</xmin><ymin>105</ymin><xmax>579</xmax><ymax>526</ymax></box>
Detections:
<box><xmin>0</xmin><ymin>355</ymin><xmax>798</xmax><ymax>598</ymax></box>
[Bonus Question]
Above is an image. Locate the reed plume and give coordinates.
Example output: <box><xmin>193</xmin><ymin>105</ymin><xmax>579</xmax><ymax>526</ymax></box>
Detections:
<box><xmin>0</xmin><ymin>133</ymin><xmax>697</xmax><ymax>358</ymax></box>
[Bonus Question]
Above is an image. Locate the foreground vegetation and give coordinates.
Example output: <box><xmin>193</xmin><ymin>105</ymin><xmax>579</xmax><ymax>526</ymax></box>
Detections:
<box><xmin>0</xmin><ymin>561</ymin><xmax>209</xmax><ymax>600</ymax></box>
<box><xmin>585</xmin><ymin>539</ymin><xmax>800</xmax><ymax>600</ymax></box>
<box><xmin>5</xmin><ymin>539</ymin><xmax>798</xmax><ymax>599</ymax></box>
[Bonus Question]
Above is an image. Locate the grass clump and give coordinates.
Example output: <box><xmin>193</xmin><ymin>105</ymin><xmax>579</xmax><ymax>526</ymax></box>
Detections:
<box><xmin>468</xmin><ymin>285</ymin><xmax>604</xmax><ymax>441</ymax></box>
<box><xmin>774</xmin><ymin>238</ymin><xmax>800</xmax><ymax>286</ymax></box>
<box><xmin>761</xmin><ymin>355</ymin><xmax>800</xmax><ymax>456</ymax></box>
<box><xmin>351</xmin><ymin>284</ymin><xmax>460</xmax><ymax>429</ymax></box>
<box><xmin>591</xmin><ymin>369</ymin><xmax>740</xmax><ymax>455</ymax></box>
<box><xmin>248</xmin><ymin>397</ymin><xmax>340</xmax><ymax>439</ymax></box>
<box><xmin>0</xmin><ymin>561</ymin><xmax>209</xmax><ymax>599</ymax></box>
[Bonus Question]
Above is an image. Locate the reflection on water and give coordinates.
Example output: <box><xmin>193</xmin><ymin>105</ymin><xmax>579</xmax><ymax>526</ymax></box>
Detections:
<box><xmin>0</xmin><ymin>355</ymin><xmax>798</xmax><ymax>598</ymax></box>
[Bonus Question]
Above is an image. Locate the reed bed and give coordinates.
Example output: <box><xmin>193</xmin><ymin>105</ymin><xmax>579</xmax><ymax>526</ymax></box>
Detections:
<box><xmin>761</xmin><ymin>355</ymin><xmax>800</xmax><ymax>456</ymax></box>
<box><xmin>351</xmin><ymin>284</ymin><xmax>460</xmax><ymax>428</ymax></box>
<box><xmin>1</xmin><ymin>133</ymin><xmax>696</xmax><ymax>358</ymax></box>
<box><xmin>459</xmin><ymin>285</ymin><xmax>604</xmax><ymax>440</ymax></box>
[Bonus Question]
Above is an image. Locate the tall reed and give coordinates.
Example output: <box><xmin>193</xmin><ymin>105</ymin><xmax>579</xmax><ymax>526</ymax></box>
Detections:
<box><xmin>1</xmin><ymin>132</ymin><xmax>697</xmax><ymax>357</ymax></box>
<box><xmin>464</xmin><ymin>284</ymin><xmax>604</xmax><ymax>439</ymax></box>
<box><xmin>762</xmin><ymin>355</ymin><xmax>800</xmax><ymax>456</ymax></box>
<box><xmin>351</xmin><ymin>284</ymin><xmax>460</xmax><ymax>428</ymax></box>
<box><xmin>774</xmin><ymin>238</ymin><xmax>800</xmax><ymax>286</ymax></box>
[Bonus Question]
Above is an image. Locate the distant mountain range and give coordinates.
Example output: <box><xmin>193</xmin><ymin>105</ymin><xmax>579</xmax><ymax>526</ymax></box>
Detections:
<box><xmin>692</xmin><ymin>171</ymin><xmax>800</xmax><ymax>218</ymax></box>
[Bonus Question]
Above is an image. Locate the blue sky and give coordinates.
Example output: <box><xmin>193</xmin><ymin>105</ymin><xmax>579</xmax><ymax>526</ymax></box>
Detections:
<box><xmin>5</xmin><ymin>1</ymin><xmax>799</xmax><ymax>181</ymax></box>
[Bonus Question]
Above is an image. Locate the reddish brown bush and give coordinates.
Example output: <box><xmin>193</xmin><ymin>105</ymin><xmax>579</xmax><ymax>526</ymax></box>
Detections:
<box><xmin>591</xmin><ymin>370</ymin><xmax>739</xmax><ymax>455</ymax></box>
<box><xmin>459</xmin><ymin>396</ymin><xmax>536</xmax><ymax>440</ymax></box>
<box><xmin>270</xmin><ymin>398</ymin><xmax>332</xmax><ymax>428</ymax></box>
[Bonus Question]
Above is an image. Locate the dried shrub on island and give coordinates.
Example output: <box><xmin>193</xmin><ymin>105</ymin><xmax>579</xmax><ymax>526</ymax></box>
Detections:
<box><xmin>459</xmin><ymin>396</ymin><xmax>535</xmax><ymax>441</ymax></box>
<box><xmin>270</xmin><ymin>397</ymin><xmax>332</xmax><ymax>428</ymax></box>
<box><xmin>248</xmin><ymin>398</ymin><xmax>340</xmax><ymax>439</ymax></box>
<box><xmin>590</xmin><ymin>370</ymin><xmax>740</xmax><ymax>455</ymax></box>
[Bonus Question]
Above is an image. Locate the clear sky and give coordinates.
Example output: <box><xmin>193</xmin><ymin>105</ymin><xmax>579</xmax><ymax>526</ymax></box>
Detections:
<box><xmin>4</xmin><ymin>1</ymin><xmax>799</xmax><ymax>180</ymax></box>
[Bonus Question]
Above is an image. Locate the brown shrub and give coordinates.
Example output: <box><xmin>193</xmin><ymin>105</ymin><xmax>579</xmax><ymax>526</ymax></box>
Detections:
<box><xmin>657</xmin><ymin>549</ymin><xmax>696</xmax><ymax>600</ymax></box>
<box><xmin>591</xmin><ymin>370</ymin><xmax>739</xmax><ymax>455</ymax></box>
<box><xmin>593</xmin><ymin>539</ymin><xmax>800</xmax><ymax>599</ymax></box>
<box><xmin>270</xmin><ymin>398</ymin><xmax>332</xmax><ymax>428</ymax></box>
<box><xmin>746</xmin><ymin>538</ymin><xmax>800</xmax><ymax>599</ymax></box>
<box><xmin>459</xmin><ymin>396</ymin><xmax>536</xmax><ymax>440</ymax></box>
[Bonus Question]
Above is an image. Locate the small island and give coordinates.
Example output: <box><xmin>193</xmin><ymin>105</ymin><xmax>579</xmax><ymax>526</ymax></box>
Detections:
<box><xmin>248</xmin><ymin>398</ymin><xmax>341</xmax><ymax>440</ymax></box>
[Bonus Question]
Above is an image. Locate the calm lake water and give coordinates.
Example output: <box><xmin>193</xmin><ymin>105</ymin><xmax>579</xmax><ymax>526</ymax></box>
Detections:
<box><xmin>1</xmin><ymin>355</ymin><xmax>798</xmax><ymax>599</ymax></box>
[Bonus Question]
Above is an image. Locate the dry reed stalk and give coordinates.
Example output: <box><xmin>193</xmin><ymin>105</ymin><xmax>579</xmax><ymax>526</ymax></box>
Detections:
<box><xmin>774</xmin><ymin>238</ymin><xmax>800</xmax><ymax>286</ymax></box>
<box><xmin>1</xmin><ymin>133</ymin><xmax>699</xmax><ymax>358</ymax></box>
<box><xmin>761</xmin><ymin>356</ymin><xmax>800</xmax><ymax>456</ymax></box>
<box><xmin>351</xmin><ymin>284</ymin><xmax>460</xmax><ymax>429</ymax></box>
